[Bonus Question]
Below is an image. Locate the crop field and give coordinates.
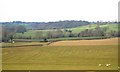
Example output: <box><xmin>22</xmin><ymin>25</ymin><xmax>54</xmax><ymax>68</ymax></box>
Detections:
<box><xmin>49</xmin><ymin>38</ymin><xmax>118</xmax><ymax>46</ymax></box>
<box><xmin>2</xmin><ymin>38</ymin><xmax>119</xmax><ymax>70</ymax></box>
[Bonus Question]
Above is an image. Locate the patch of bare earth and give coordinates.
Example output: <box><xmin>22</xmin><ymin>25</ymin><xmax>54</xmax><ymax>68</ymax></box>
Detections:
<box><xmin>49</xmin><ymin>38</ymin><xmax>119</xmax><ymax>46</ymax></box>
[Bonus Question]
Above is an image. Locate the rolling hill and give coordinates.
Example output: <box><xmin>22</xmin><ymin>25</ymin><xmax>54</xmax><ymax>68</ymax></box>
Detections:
<box><xmin>14</xmin><ymin>23</ymin><xmax>119</xmax><ymax>39</ymax></box>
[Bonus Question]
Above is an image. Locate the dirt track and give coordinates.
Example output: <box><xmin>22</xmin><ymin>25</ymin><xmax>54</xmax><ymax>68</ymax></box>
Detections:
<box><xmin>49</xmin><ymin>38</ymin><xmax>119</xmax><ymax>46</ymax></box>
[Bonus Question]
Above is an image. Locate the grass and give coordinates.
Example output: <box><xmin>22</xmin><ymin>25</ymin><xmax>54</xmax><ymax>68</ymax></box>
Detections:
<box><xmin>2</xmin><ymin>38</ymin><xmax>118</xmax><ymax>70</ymax></box>
<box><xmin>14</xmin><ymin>24</ymin><xmax>119</xmax><ymax>38</ymax></box>
<box><xmin>68</xmin><ymin>24</ymin><xmax>119</xmax><ymax>33</ymax></box>
<box><xmin>2</xmin><ymin>42</ymin><xmax>49</xmax><ymax>48</ymax></box>
<box><xmin>48</xmin><ymin>36</ymin><xmax>109</xmax><ymax>41</ymax></box>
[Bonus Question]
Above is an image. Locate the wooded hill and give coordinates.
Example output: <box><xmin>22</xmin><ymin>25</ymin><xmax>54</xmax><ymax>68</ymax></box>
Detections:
<box><xmin>1</xmin><ymin>20</ymin><xmax>119</xmax><ymax>42</ymax></box>
<box><xmin>1</xmin><ymin>20</ymin><xmax>90</xmax><ymax>30</ymax></box>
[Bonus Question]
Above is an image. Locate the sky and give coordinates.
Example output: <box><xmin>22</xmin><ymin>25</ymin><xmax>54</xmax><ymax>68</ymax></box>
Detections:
<box><xmin>0</xmin><ymin>0</ymin><xmax>119</xmax><ymax>22</ymax></box>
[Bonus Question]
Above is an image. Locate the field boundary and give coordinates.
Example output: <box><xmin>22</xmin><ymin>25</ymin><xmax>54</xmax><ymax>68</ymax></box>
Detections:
<box><xmin>2</xmin><ymin>37</ymin><xmax>119</xmax><ymax>48</ymax></box>
<box><xmin>2</xmin><ymin>44</ymin><xmax>43</xmax><ymax>48</ymax></box>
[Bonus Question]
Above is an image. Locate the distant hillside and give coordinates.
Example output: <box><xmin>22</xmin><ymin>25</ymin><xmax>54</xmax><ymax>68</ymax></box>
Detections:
<box><xmin>1</xmin><ymin>20</ymin><xmax>90</xmax><ymax>29</ymax></box>
<box><xmin>33</xmin><ymin>20</ymin><xmax>90</xmax><ymax>30</ymax></box>
<box><xmin>14</xmin><ymin>23</ymin><xmax>119</xmax><ymax>39</ymax></box>
<box><xmin>67</xmin><ymin>23</ymin><xmax>119</xmax><ymax>33</ymax></box>
<box><xmin>1</xmin><ymin>20</ymin><xmax>119</xmax><ymax>30</ymax></box>
<box><xmin>2</xmin><ymin>20</ymin><xmax>119</xmax><ymax>42</ymax></box>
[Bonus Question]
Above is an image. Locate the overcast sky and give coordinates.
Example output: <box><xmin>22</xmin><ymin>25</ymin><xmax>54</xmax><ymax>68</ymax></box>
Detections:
<box><xmin>0</xmin><ymin>0</ymin><xmax>119</xmax><ymax>22</ymax></box>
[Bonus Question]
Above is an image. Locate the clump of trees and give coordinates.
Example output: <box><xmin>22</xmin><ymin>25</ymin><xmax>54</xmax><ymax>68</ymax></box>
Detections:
<box><xmin>78</xmin><ymin>26</ymin><xmax>119</xmax><ymax>37</ymax></box>
<box><xmin>2</xmin><ymin>25</ymin><xmax>27</xmax><ymax>42</ymax></box>
<box><xmin>35</xmin><ymin>29</ymin><xmax>64</xmax><ymax>39</ymax></box>
<box><xmin>2</xmin><ymin>26</ymin><xmax>16</xmax><ymax>42</ymax></box>
<box><xmin>16</xmin><ymin>25</ymin><xmax>27</xmax><ymax>34</ymax></box>
<box><xmin>47</xmin><ymin>29</ymin><xmax>64</xmax><ymax>38</ymax></box>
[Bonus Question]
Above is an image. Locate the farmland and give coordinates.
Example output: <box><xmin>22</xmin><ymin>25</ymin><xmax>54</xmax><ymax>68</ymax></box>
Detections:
<box><xmin>2</xmin><ymin>42</ymin><xmax>49</xmax><ymax>48</ymax></box>
<box><xmin>68</xmin><ymin>23</ymin><xmax>119</xmax><ymax>33</ymax></box>
<box><xmin>2</xmin><ymin>38</ymin><xmax>118</xmax><ymax>70</ymax></box>
<box><xmin>14</xmin><ymin>24</ymin><xmax>119</xmax><ymax>38</ymax></box>
<box><xmin>49</xmin><ymin>38</ymin><xmax>118</xmax><ymax>46</ymax></box>
<box><xmin>1</xmin><ymin>21</ymin><xmax>119</xmax><ymax>70</ymax></box>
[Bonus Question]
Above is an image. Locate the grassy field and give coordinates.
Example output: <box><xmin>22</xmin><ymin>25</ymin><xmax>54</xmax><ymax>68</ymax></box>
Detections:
<box><xmin>14</xmin><ymin>24</ymin><xmax>119</xmax><ymax>38</ymax></box>
<box><xmin>2</xmin><ymin>42</ymin><xmax>49</xmax><ymax>48</ymax></box>
<box><xmin>2</xmin><ymin>38</ymin><xmax>118</xmax><ymax>70</ymax></box>
<box><xmin>68</xmin><ymin>24</ymin><xmax>119</xmax><ymax>33</ymax></box>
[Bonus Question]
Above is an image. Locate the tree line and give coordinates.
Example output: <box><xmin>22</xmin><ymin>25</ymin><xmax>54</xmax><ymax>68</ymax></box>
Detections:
<box><xmin>2</xmin><ymin>25</ymin><xmax>27</xmax><ymax>42</ymax></box>
<box><xmin>1</xmin><ymin>22</ymin><xmax>120</xmax><ymax>42</ymax></box>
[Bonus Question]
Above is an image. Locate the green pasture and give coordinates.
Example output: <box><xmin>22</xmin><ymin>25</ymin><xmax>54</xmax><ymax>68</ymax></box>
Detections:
<box><xmin>68</xmin><ymin>24</ymin><xmax>119</xmax><ymax>33</ymax></box>
<box><xmin>2</xmin><ymin>42</ymin><xmax>49</xmax><ymax>48</ymax></box>
<box><xmin>14</xmin><ymin>24</ymin><xmax>119</xmax><ymax>38</ymax></box>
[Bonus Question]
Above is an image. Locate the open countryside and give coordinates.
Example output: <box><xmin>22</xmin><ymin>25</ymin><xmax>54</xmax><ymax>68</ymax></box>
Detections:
<box><xmin>1</xmin><ymin>21</ymin><xmax>119</xmax><ymax>70</ymax></box>
<box><xmin>2</xmin><ymin>38</ymin><xmax>119</xmax><ymax>70</ymax></box>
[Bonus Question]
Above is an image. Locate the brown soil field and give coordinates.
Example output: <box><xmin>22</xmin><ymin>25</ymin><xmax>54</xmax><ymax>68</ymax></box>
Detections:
<box><xmin>49</xmin><ymin>38</ymin><xmax>119</xmax><ymax>46</ymax></box>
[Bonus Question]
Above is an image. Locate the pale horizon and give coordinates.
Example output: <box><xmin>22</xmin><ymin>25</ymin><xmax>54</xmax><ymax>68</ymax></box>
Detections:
<box><xmin>0</xmin><ymin>0</ymin><xmax>119</xmax><ymax>22</ymax></box>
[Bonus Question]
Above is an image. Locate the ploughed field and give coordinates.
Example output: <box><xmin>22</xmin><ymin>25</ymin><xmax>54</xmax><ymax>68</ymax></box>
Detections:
<box><xmin>49</xmin><ymin>38</ymin><xmax>118</xmax><ymax>46</ymax></box>
<box><xmin>2</xmin><ymin>38</ymin><xmax>119</xmax><ymax>70</ymax></box>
